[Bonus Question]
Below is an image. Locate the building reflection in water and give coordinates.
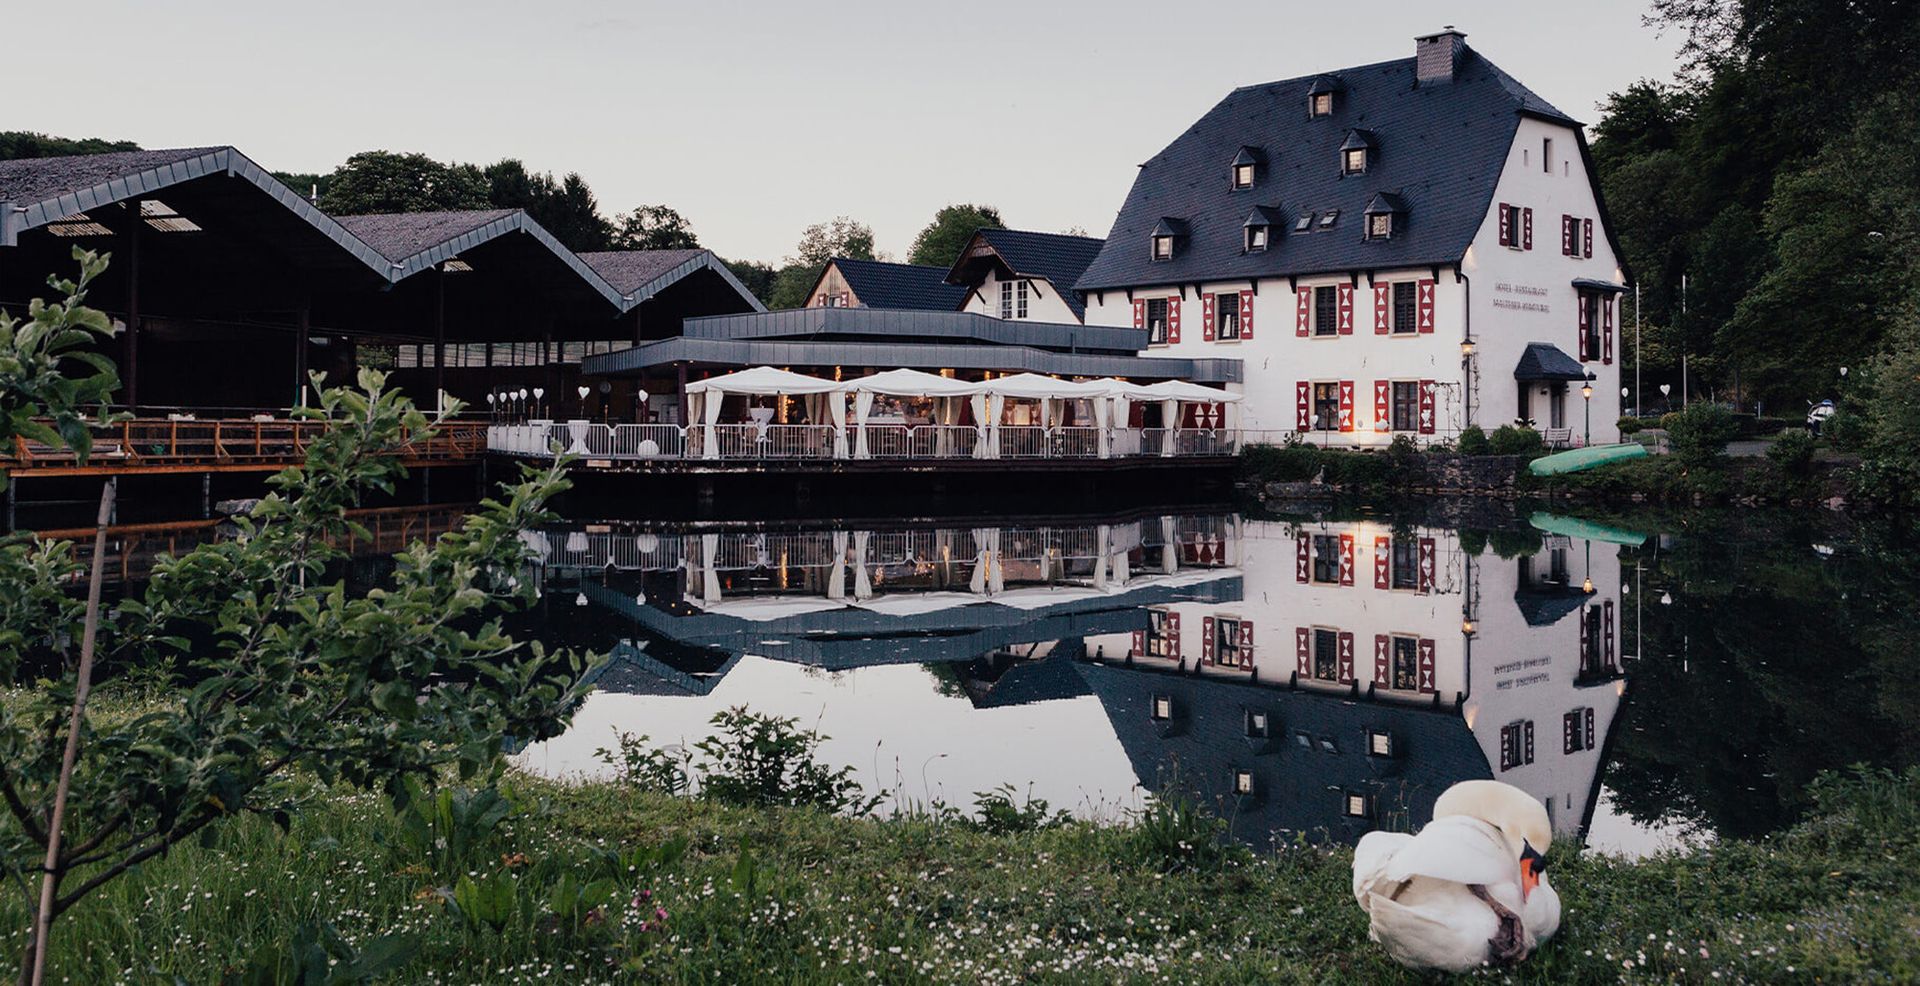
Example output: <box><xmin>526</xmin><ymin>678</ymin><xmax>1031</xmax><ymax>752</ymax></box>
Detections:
<box><xmin>518</xmin><ymin>510</ymin><xmax>1628</xmax><ymax>848</ymax></box>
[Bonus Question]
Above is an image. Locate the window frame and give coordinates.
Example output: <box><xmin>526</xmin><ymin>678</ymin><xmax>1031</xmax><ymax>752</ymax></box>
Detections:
<box><xmin>1391</xmin><ymin>381</ymin><xmax>1419</xmax><ymax>432</ymax></box>
<box><xmin>1342</xmin><ymin>147</ymin><xmax>1368</xmax><ymax>175</ymax></box>
<box><xmin>1245</xmin><ymin>224</ymin><xmax>1268</xmax><ymax>253</ymax></box>
<box><xmin>1231</xmin><ymin>163</ymin><xmax>1255</xmax><ymax>189</ymax></box>
<box><xmin>1312</xmin><ymin>382</ymin><xmax>1341</xmax><ymax>432</ymax></box>
<box><xmin>1391</xmin><ymin>281</ymin><xmax>1417</xmax><ymax>334</ymax></box>
<box><xmin>1216</xmin><ymin>292</ymin><xmax>1241</xmax><ymax>340</ymax></box>
<box><xmin>1145</xmin><ymin>297</ymin><xmax>1170</xmax><ymax>345</ymax></box>
<box><xmin>1312</xmin><ymin>285</ymin><xmax>1339</xmax><ymax>337</ymax></box>
<box><xmin>1150</xmin><ymin>234</ymin><xmax>1175</xmax><ymax>262</ymax></box>
<box><xmin>1311</xmin><ymin>534</ymin><xmax>1341</xmax><ymax>582</ymax></box>
<box><xmin>998</xmin><ymin>280</ymin><xmax>1013</xmax><ymax>320</ymax></box>
<box><xmin>1390</xmin><ymin>635</ymin><xmax>1420</xmax><ymax>690</ymax></box>
<box><xmin>1213</xmin><ymin>616</ymin><xmax>1244</xmax><ymax>667</ymax></box>
<box><xmin>1367</xmin><ymin>212</ymin><xmax>1392</xmax><ymax>239</ymax></box>
<box><xmin>1390</xmin><ymin>538</ymin><xmax>1419</xmax><ymax>590</ymax></box>
<box><xmin>1311</xmin><ymin>627</ymin><xmax>1339</xmax><ymax>682</ymax></box>
<box><xmin>1310</xmin><ymin>92</ymin><xmax>1333</xmax><ymax>117</ymax></box>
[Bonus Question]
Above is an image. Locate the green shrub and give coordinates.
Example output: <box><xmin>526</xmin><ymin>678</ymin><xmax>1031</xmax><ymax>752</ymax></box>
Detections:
<box><xmin>597</xmin><ymin>731</ymin><xmax>695</xmax><ymax>796</ymax></box>
<box><xmin>1617</xmin><ymin>416</ymin><xmax>1646</xmax><ymax>435</ymax></box>
<box><xmin>695</xmin><ymin>707</ymin><xmax>880</xmax><ymax>815</ymax></box>
<box><xmin>1239</xmin><ymin>443</ymin><xmax>1324</xmax><ymax>483</ymax></box>
<box><xmin>963</xmin><ymin>784</ymin><xmax>1071</xmax><ymax>836</ymax></box>
<box><xmin>1767</xmin><ymin>429</ymin><xmax>1818</xmax><ymax>475</ymax></box>
<box><xmin>1457</xmin><ymin>425</ymin><xmax>1489</xmax><ymax>454</ymax></box>
<box><xmin>1487</xmin><ymin>424</ymin><xmax>1545</xmax><ymax>457</ymax></box>
<box><xmin>1664</xmin><ymin>402</ymin><xmax>1739</xmax><ymax>465</ymax></box>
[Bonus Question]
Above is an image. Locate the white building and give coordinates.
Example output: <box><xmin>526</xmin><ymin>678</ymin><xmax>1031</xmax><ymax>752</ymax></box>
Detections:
<box><xmin>947</xmin><ymin>228</ymin><xmax>1106</xmax><ymax>325</ymax></box>
<box><xmin>1075</xmin><ymin>29</ymin><xmax>1629</xmax><ymax>446</ymax></box>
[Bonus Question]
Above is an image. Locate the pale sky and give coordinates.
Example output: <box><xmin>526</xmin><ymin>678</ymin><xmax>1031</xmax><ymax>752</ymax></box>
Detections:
<box><xmin>11</xmin><ymin>1</ymin><xmax>1682</xmax><ymax>264</ymax></box>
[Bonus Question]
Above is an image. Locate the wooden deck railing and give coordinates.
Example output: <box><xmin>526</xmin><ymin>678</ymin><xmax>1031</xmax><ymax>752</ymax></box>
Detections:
<box><xmin>1</xmin><ymin>417</ymin><xmax>487</xmax><ymax>474</ymax></box>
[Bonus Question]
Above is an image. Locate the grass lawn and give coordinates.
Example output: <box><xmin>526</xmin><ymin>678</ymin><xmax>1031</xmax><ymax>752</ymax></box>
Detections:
<box><xmin>2</xmin><ymin>761</ymin><xmax>1916</xmax><ymax>984</ymax></box>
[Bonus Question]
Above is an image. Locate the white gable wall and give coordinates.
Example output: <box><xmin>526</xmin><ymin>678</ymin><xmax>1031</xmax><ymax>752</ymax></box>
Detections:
<box><xmin>962</xmin><ymin>269</ymin><xmax>1082</xmax><ymax>324</ymax></box>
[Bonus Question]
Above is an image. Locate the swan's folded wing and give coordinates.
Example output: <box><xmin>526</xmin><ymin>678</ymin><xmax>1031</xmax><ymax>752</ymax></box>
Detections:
<box><xmin>1382</xmin><ymin>815</ymin><xmax>1518</xmax><ymax>888</ymax></box>
<box><xmin>1362</xmin><ymin>889</ymin><xmax>1495</xmax><ymax>974</ymax></box>
<box><xmin>1353</xmin><ymin>831</ymin><xmax>1414</xmax><ymax>904</ymax></box>
<box><xmin>1523</xmin><ymin>875</ymin><xmax>1561</xmax><ymax>943</ymax></box>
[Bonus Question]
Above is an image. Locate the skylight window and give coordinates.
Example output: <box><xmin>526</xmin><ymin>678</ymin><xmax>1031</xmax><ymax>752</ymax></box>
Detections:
<box><xmin>140</xmin><ymin>199</ymin><xmax>201</xmax><ymax>233</ymax></box>
<box><xmin>1318</xmin><ymin>210</ymin><xmax>1340</xmax><ymax>230</ymax></box>
<box><xmin>45</xmin><ymin>213</ymin><xmax>113</xmax><ymax>237</ymax></box>
<box><xmin>1294</xmin><ymin>213</ymin><xmax>1315</xmax><ymax>233</ymax></box>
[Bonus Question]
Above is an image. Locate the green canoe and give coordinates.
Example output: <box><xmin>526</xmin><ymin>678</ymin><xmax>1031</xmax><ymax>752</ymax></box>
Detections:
<box><xmin>1528</xmin><ymin>511</ymin><xmax>1650</xmax><ymax>546</ymax></box>
<box><xmin>1526</xmin><ymin>442</ymin><xmax>1648</xmax><ymax>477</ymax></box>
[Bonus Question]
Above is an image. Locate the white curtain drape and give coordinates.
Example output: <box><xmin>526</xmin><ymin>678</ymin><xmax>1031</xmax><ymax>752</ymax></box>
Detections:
<box><xmin>702</xmin><ymin>393</ymin><xmax>724</xmax><ymax>459</ymax></box>
<box><xmin>827</xmin><ymin>530</ymin><xmax>848</xmax><ymax>600</ymax></box>
<box><xmin>852</xmin><ymin>530</ymin><xmax>873</xmax><ymax>600</ymax></box>
<box><xmin>686</xmin><ymin>393</ymin><xmax>706</xmax><ymax>458</ymax></box>
<box><xmin>829</xmin><ymin>393</ymin><xmax>849</xmax><ymax>459</ymax></box>
<box><xmin>802</xmin><ymin>393</ymin><xmax>826</xmax><ymax>431</ymax></box>
<box><xmin>854</xmin><ymin>391</ymin><xmax>875</xmax><ymax>459</ymax></box>
<box><xmin>1093</xmin><ymin>523</ymin><xmax>1111</xmax><ymax>589</ymax></box>
<box><xmin>1160</xmin><ymin>399</ymin><xmax>1179</xmax><ymax>456</ymax></box>
<box><xmin>986</xmin><ymin>394</ymin><xmax>1005</xmax><ymax>459</ymax></box>
<box><xmin>1040</xmin><ymin>397</ymin><xmax>1059</xmax><ymax>434</ymax></box>
<box><xmin>969</xmin><ymin>528</ymin><xmax>990</xmax><ymax>594</ymax></box>
<box><xmin>970</xmin><ymin>394</ymin><xmax>989</xmax><ymax>459</ymax></box>
<box><xmin>700</xmin><ymin>533</ymin><xmax>722</xmax><ymax>603</ymax></box>
<box><xmin>1112</xmin><ymin>396</ymin><xmax>1133</xmax><ymax>455</ymax></box>
<box><xmin>1160</xmin><ymin>515</ymin><xmax>1180</xmax><ymax>574</ymax></box>
<box><xmin>1093</xmin><ymin>397</ymin><xmax>1112</xmax><ymax>458</ymax></box>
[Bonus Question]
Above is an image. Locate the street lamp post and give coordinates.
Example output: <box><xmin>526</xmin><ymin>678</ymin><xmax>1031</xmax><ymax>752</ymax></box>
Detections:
<box><xmin>1581</xmin><ymin>375</ymin><xmax>1595</xmax><ymax>447</ymax></box>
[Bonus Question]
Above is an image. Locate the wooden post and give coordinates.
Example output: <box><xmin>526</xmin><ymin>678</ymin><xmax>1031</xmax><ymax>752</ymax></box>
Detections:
<box><xmin>122</xmin><ymin>203</ymin><xmax>141</xmax><ymax>412</ymax></box>
<box><xmin>293</xmin><ymin>304</ymin><xmax>310</xmax><ymax>409</ymax></box>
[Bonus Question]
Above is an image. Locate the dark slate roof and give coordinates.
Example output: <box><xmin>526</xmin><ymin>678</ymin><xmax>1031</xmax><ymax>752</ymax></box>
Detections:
<box><xmin>971</xmin><ymin>649</ymin><xmax>1094</xmax><ymax>708</ymax></box>
<box><xmin>0</xmin><ymin>147</ymin><xmax>223</xmax><ymax>208</ymax></box>
<box><xmin>579</xmin><ymin>248</ymin><xmax>708</xmax><ymax>294</ymax></box>
<box><xmin>1514</xmin><ymin>586</ymin><xmax>1590</xmax><ymax>627</ymax></box>
<box><xmin>830</xmin><ymin>257</ymin><xmax>969</xmax><ymax>311</ymax></box>
<box><xmin>1514</xmin><ymin>342</ymin><xmax>1590</xmax><ymax>382</ymax></box>
<box><xmin>334</xmin><ymin>209</ymin><xmax>517</xmax><ymax>261</ymax></box>
<box><xmin>679</xmin><ymin>305</ymin><xmax>1148</xmax><ymax>354</ymax></box>
<box><xmin>1077</xmin><ymin>660</ymin><xmax>1492</xmax><ymax>847</ymax></box>
<box><xmin>1077</xmin><ymin>46</ymin><xmax>1578</xmax><ymax>291</ymax></box>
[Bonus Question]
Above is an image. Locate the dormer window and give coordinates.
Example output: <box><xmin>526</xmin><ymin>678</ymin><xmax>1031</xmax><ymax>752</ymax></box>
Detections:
<box><xmin>1340</xmin><ymin>130</ymin><xmax>1377</xmax><ymax>176</ymax></box>
<box><xmin>1243</xmin><ymin>206</ymin><xmax>1281</xmax><ymax>254</ymax></box>
<box><xmin>1230</xmin><ymin>147</ymin><xmax>1264</xmax><ymax>190</ymax></box>
<box><xmin>1364</xmin><ymin>192</ymin><xmax>1407</xmax><ymax>241</ymax></box>
<box><xmin>1307</xmin><ymin>76</ymin><xmax>1341</xmax><ymax>118</ymax></box>
<box><xmin>1149</xmin><ymin>218</ymin><xmax>1186</xmax><ymax>261</ymax></box>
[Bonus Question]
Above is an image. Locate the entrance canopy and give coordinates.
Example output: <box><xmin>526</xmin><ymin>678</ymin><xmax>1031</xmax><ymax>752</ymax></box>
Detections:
<box><xmin>1136</xmin><ymin>380</ymin><xmax>1244</xmax><ymax>403</ymax></box>
<box><xmin>845</xmin><ymin>368</ymin><xmax>985</xmax><ymax>398</ymax></box>
<box><xmin>1515</xmin><ymin>343</ymin><xmax>1590</xmax><ymax>383</ymax></box>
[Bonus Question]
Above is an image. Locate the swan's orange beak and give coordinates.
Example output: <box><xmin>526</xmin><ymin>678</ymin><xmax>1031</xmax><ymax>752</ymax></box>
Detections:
<box><xmin>1520</xmin><ymin>841</ymin><xmax>1547</xmax><ymax>901</ymax></box>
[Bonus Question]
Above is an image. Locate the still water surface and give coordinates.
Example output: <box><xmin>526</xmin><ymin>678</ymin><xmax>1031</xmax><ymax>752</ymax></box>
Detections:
<box><xmin>508</xmin><ymin>503</ymin><xmax>1920</xmax><ymax>859</ymax></box>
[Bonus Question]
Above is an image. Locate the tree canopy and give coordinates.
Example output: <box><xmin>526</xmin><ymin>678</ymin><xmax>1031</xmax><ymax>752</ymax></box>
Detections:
<box><xmin>907</xmin><ymin>204</ymin><xmax>1003</xmax><ymax>268</ymax></box>
<box><xmin>766</xmin><ymin>217</ymin><xmax>880</xmax><ymax>310</ymax></box>
<box><xmin>612</xmin><ymin>205</ymin><xmax>701</xmax><ymax>251</ymax></box>
<box><xmin>0</xmin><ymin>132</ymin><xmax>139</xmax><ymax>161</ymax></box>
<box><xmin>318</xmin><ymin>151</ymin><xmax>491</xmax><ymax>216</ymax></box>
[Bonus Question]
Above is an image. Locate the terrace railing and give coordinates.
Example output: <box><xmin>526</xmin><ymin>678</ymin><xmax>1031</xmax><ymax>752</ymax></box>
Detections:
<box><xmin>3</xmin><ymin>416</ymin><xmax>486</xmax><ymax>474</ymax></box>
<box><xmin>486</xmin><ymin>422</ymin><xmax>1244</xmax><ymax>463</ymax></box>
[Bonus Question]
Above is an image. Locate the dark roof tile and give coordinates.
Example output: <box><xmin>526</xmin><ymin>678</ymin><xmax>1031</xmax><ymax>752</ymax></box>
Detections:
<box><xmin>1077</xmin><ymin>47</ymin><xmax>1574</xmax><ymax>291</ymax></box>
<box><xmin>578</xmin><ymin>249</ymin><xmax>708</xmax><ymax>295</ymax></box>
<box><xmin>831</xmin><ymin>257</ymin><xmax>969</xmax><ymax>311</ymax></box>
<box><xmin>332</xmin><ymin>209</ymin><xmax>517</xmax><ymax>261</ymax></box>
<box><xmin>960</xmin><ymin>229</ymin><xmax>1106</xmax><ymax>320</ymax></box>
<box><xmin>0</xmin><ymin>147</ymin><xmax>224</xmax><ymax>207</ymax></box>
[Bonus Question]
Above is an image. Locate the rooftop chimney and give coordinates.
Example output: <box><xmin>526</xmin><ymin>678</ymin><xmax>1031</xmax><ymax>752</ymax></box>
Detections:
<box><xmin>1415</xmin><ymin>27</ymin><xmax>1467</xmax><ymax>85</ymax></box>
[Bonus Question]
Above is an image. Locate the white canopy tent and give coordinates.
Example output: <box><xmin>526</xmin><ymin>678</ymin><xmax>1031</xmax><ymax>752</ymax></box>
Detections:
<box><xmin>841</xmin><ymin>369</ymin><xmax>985</xmax><ymax>459</ymax></box>
<box><xmin>684</xmin><ymin>366</ymin><xmax>849</xmax><ymax>459</ymax></box>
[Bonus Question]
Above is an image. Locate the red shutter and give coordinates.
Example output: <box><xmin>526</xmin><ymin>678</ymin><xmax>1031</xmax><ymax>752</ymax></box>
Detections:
<box><xmin>1167</xmin><ymin>611</ymin><xmax>1181</xmax><ymax>657</ymax></box>
<box><xmin>1166</xmin><ymin>296</ymin><xmax>1182</xmax><ymax>343</ymax></box>
<box><xmin>1239</xmin><ymin>621</ymin><xmax>1255</xmax><ymax>667</ymax></box>
<box><xmin>1339</xmin><ymin>380</ymin><xmax>1355</xmax><ymax>432</ymax></box>
<box><xmin>1603</xmin><ymin>296</ymin><xmax>1615</xmax><ymax>365</ymax></box>
<box><xmin>1584</xmin><ymin>218</ymin><xmax>1594</xmax><ymax>259</ymax></box>
<box><xmin>1295</xmin><ymin>536</ymin><xmax>1309</xmax><ymax>583</ymax></box>
<box><xmin>1295</xmin><ymin>381</ymin><xmax>1311</xmax><ymax>431</ymax></box>
<box><xmin>1584</xmin><ymin>707</ymin><xmax>1595</xmax><ymax>750</ymax></box>
<box><xmin>1417</xmin><ymin>278</ymin><xmax>1435</xmax><ymax>333</ymax></box>
<box><xmin>1373</xmin><ymin>380</ymin><xmax>1389</xmax><ymax>432</ymax></box>
<box><xmin>1524</xmin><ymin>720</ymin><xmax>1535</xmax><ymax>762</ymax></box>
<box><xmin>1577</xmin><ymin>294</ymin><xmax>1591</xmax><ymax>361</ymax></box>
<box><xmin>1522</xmin><ymin>208</ymin><xmax>1533</xmax><ymax>250</ymax></box>
<box><xmin>1132</xmin><ymin>298</ymin><xmax>1145</xmax><ymax>330</ymax></box>
<box><xmin>1417</xmin><ymin>638</ymin><xmax>1436</xmax><ymax>693</ymax></box>
<box><xmin>1418</xmin><ymin>537</ymin><xmax>1436</xmax><ymax>593</ymax></box>
<box><xmin>1201</xmin><ymin>293</ymin><xmax>1216</xmax><ymax>341</ymax></box>
<box><xmin>1418</xmin><ymin>379</ymin><xmax>1436</xmax><ymax>435</ymax></box>
<box><xmin>1563</xmin><ymin>711</ymin><xmax>1579</xmax><ymax>753</ymax></box>
<box><xmin>1336</xmin><ymin>284</ymin><xmax>1354</xmax><ymax>335</ymax></box>
<box><xmin>1295</xmin><ymin>627</ymin><xmax>1311</xmax><ymax>676</ymax></box>
<box><xmin>1604</xmin><ymin>600</ymin><xmax>1615</xmax><ymax>665</ymax></box>
<box><xmin>1497</xmin><ymin>203</ymin><xmax>1510</xmax><ymax>246</ymax></box>
<box><xmin>1580</xmin><ymin>606</ymin><xmax>1590</xmax><ymax>666</ymax></box>
<box><xmin>1561</xmin><ymin>215</ymin><xmax>1573</xmax><ymax>256</ymax></box>
<box><xmin>1239</xmin><ymin>290</ymin><xmax>1255</xmax><ymax>339</ymax></box>
<box><xmin>1373</xmin><ymin>634</ymin><xmax>1390</xmax><ymax>684</ymax></box>
<box><xmin>1337</xmin><ymin>631</ymin><xmax>1355</xmax><ymax>683</ymax></box>
<box><xmin>1373</xmin><ymin>535</ymin><xmax>1390</xmax><ymax>589</ymax></box>
<box><xmin>1339</xmin><ymin>534</ymin><xmax>1355</xmax><ymax>586</ymax></box>
<box><xmin>1372</xmin><ymin>283</ymin><xmax>1390</xmax><ymax>334</ymax></box>
<box><xmin>1131</xmin><ymin>629</ymin><xmax>1145</xmax><ymax>657</ymax></box>
<box><xmin>1202</xmin><ymin>616</ymin><xmax>1215</xmax><ymax>662</ymax></box>
<box><xmin>840</xmin><ymin>292</ymin><xmax>850</xmax><ymax>307</ymax></box>
<box><xmin>1295</xmin><ymin>287</ymin><xmax>1311</xmax><ymax>336</ymax></box>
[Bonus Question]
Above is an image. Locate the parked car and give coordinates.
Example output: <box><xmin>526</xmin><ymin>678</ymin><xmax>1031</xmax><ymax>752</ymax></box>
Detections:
<box><xmin>1807</xmin><ymin>400</ymin><xmax>1836</xmax><ymax>436</ymax></box>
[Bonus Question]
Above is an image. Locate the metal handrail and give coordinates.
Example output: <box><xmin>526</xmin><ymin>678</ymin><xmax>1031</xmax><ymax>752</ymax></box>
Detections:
<box><xmin>479</xmin><ymin>422</ymin><xmax>1247</xmax><ymax>462</ymax></box>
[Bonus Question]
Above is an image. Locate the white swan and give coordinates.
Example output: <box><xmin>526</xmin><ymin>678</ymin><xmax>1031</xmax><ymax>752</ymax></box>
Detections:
<box><xmin>1351</xmin><ymin>780</ymin><xmax>1561</xmax><ymax>972</ymax></box>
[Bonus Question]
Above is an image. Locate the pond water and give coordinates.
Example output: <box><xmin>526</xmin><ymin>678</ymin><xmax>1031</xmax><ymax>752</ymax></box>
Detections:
<box><xmin>507</xmin><ymin>502</ymin><xmax>1920</xmax><ymax>859</ymax></box>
